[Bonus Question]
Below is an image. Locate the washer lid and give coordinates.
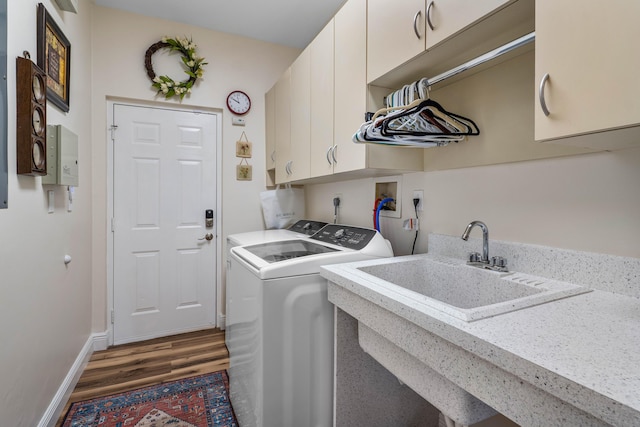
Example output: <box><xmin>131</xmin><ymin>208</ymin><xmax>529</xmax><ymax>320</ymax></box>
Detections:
<box><xmin>243</xmin><ymin>239</ymin><xmax>339</xmax><ymax>263</ymax></box>
<box><xmin>227</xmin><ymin>229</ymin><xmax>301</xmax><ymax>247</ymax></box>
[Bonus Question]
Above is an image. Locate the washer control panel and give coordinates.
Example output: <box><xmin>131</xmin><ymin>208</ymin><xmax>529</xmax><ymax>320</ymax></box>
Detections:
<box><xmin>310</xmin><ymin>224</ymin><xmax>378</xmax><ymax>250</ymax></box>
<box><xmin>288</xmin><ymin>220</ymin><xmax>328</xmax><ymax>236</ymax></box>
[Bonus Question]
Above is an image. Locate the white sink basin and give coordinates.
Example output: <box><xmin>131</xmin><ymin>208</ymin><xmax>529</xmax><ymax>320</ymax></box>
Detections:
<box><xmin>355</xmin><ymin>255</ymin><xmax>591</xmax><ymax>321</ymax></box>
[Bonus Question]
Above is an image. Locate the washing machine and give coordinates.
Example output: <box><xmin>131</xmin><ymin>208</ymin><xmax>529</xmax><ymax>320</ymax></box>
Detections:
<box><xmin>226</xmin><ymin>224</ymin><xmax>394</xmax><ymax>427</ymax></box>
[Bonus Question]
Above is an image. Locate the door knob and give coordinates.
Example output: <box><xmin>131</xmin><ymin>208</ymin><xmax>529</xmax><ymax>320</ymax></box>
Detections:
<box><xmin>199</xmin><ymin>233</ymin><xmax>214</xmax><ymax>241</ymax></box>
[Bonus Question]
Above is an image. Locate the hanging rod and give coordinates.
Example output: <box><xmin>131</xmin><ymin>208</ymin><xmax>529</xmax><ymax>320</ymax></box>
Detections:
<box><xmin>428</xmin><ymin>32</ymin><xmax>535</xmax><ymax>87</ymax></box>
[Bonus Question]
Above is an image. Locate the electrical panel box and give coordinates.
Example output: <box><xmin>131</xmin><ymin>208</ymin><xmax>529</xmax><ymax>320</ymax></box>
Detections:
<box><xmin>43</xmin><ymin>124</ymin><xmax>79</xmax><ymax>186</ymax></box>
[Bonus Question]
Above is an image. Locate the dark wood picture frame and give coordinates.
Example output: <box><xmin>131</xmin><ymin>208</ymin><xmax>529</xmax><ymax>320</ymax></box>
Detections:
<box><xmin>37</xmin><ymin>3</ymin><xmax>70</xmax><ymax>112</ymax></box>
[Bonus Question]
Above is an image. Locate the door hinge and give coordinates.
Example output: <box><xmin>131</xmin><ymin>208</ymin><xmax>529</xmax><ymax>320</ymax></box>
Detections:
<box><xmin>110</xmin><ymin>310</ymin><xmax>115</xmax><ymax>324</ymax></box>
<box><xmin>110</xmin><ymin>217</ymin><xmax>115</xmax><ymax>232</ymax></box>
<box><xmin>109</xmin><ymin>124</ymin><xmax>118</xmax><ymax>141</ymax></box>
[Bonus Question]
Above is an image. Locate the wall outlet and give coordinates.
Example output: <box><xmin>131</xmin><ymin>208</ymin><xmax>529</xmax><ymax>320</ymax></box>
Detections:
<box><xmin>413</xmin><ymin>190</ymin><xmax>424</xmax><ymax>211</ymax></box>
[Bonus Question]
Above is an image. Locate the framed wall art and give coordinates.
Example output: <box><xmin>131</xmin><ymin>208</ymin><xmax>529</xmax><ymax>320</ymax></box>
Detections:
<box><xmin>236</xmin><ymin>159</ymin><xmax>252</xmax><ymax>181</ymax></box>
<box><xmin>37</xmin><ymin>3</ymin><xmax>71</xmax><ymax>112</ymax></box>
<box><xmin>235</xmin><ymin>131</ymin><xmax>252</xmax><ymax>158</ymax></box>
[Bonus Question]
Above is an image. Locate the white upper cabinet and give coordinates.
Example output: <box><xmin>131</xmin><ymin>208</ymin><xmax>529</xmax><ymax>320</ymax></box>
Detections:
<box><xmin>333</xmin><ymin>0</ymin><xmax>367</xmax><ymax>174</ymax></box>
<box><xmin>274</xmin><ymin>68</ymin><xmax>291</xmax><ymax>184</ymax></box>
<box><xmin>288</xmin><ymin>48</ymin><xmax>311</xmax><ymax>182</ymax></box>
<box><xmin>535</xmin><ymin>0</ymin><xmax>640</xmax><ymax>149</ymax></box>
<box><xmin>367</xmin><ymin>0</ymin><xmax>514</xmax><ymax>83</ymax></box>
<box><xmin>309</xmin><ymin>20</ymin><xmax>336</xmax><ymax>179</ymax></box>
<box><xmin>425</xmin><ymin>0</ymin><xmax>511</xmax><ymax>49</ymax></box>
<box><xmin>367</xmin><ymin>0</ymin><xmax>426</xmax><ymax>84</ymax></box>
<box><xmin>265</xmin><ymin>86</ymin><xmax>276</xmax><ymax>172</ymax></box>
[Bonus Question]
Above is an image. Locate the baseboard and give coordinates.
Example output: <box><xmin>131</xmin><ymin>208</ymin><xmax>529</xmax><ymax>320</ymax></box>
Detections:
<box><xmin>38</xmin><ymin>331</ymin><xmax>108</xmax><ymax>427</ymax></box>
<box><xmin>218</xmin><ymin>313</ymin><xmax>226</xmax><ymax>330</ymax></box>
<box><xmin>92</xmin><ymin>331</ymin><xmax>108</xmax><ymax>351</ymax></box>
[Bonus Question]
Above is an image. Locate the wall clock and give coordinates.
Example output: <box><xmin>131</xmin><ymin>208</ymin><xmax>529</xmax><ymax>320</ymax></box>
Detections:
<box><xmin>16</xmin><ymin>54</ymin><xmax>47</xmax><ymax>176</ymax></box>
<box><xmin>226</xmin><ymin>90</ymin><xmax>251</xmax><ymax>115</ymax></box>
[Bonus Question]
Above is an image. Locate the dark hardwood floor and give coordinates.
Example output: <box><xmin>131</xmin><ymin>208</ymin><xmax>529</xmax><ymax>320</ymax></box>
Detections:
<box><xmin>56</xmin><ymin>328</ymin><xmax>229</xmax><ymax>426</ymax></box>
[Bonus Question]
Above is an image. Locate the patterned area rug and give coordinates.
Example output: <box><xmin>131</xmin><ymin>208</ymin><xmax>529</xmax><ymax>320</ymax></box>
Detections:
<box><xmin>62</xmin><ymin>371</ymin><xmax>237</xmax><ymax>427</ymax></box>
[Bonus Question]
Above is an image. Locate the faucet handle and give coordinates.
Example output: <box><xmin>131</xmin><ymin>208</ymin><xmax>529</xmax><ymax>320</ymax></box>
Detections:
<box><xmin>468</xmin><ymin>252</ymin><xmax>482</xmax><ymax>263</ymax></box>
<box><xmin>490</xmin><ymin>256</ymin><xmax>508</xmax><ymax>270</ymax></box>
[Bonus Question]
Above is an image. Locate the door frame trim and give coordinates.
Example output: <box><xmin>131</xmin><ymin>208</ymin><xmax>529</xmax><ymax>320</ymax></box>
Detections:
<box><xmin>106</xmin><ymin>98</ymin><xmax>223</xmax><ymax>346</ymax></box>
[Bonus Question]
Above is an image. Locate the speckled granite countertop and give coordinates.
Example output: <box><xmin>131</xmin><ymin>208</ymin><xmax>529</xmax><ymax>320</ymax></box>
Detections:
<box><xmin>320</xmin><ymin>234</ymin><xmax>640</xmax><ymax>426</ymax></box>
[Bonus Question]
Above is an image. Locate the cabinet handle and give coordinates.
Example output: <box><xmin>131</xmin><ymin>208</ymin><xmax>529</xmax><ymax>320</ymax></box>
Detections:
<box><xmin>326</xmin><ymin>146</ymin><xmax>333</xmax><ymax>165</ymax></box>
<box><xmin>271</xmin><ymin>150</ymin><xmax>276</xmax><ymax>163</ymax></box>
<box><xmin>426</xmin><ymin>2</ymin><xmax>435</xmax><ymax>31</ymax></box>
<box><xmin>413</xmin><ymin>10</ymin><xmax>422</xmax><ymax>39</ymax></box>
<box><xmin>331</xmin><ymin>145</ymin><xmax>338</xmax><ymax>164</ymax></box>
<box><xmin>538</xmin><ymin>73</ymin><xmax>551</xmax><ymax>116</ymax></box>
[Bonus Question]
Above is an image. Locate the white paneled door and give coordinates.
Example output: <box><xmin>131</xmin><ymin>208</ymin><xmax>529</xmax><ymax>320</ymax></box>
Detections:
<box><xmin>112</xmin><ymin>104</ymin><xmax>217</xmax><ymax>345</ymax></box>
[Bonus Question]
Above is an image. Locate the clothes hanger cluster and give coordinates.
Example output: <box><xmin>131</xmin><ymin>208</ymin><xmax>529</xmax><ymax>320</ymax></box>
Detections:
<box><xmin>353</xmin><ymin>78</ymin><xmax>480</xmax><ymax>147</ymax></box>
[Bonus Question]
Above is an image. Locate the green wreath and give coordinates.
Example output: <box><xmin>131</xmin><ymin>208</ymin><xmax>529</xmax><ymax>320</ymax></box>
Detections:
<box><xmin>144</xmin><ymin>36</ymin><xmax>207</xmax><ymax>100</ymax></box>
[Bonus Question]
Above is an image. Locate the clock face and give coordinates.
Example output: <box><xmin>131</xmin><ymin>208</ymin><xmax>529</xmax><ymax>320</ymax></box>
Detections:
<box><xmin>32</xmin><ymin>107</ymin><xmax>44</xmax><ymax>135</ymax></box>
<box><xmin>227</xmin><ymin>90</ymin><xmax>251</xmax><ymax>115</ymax></box>
<box><xmin>33</xmin><ymin>140</ymin><xmax>45</xmax><ymax>170</ymax></box>
<box><xmin>32</xmin><ymin>74</ymin><xmax>44</xmax><ymax>102</ymax></box>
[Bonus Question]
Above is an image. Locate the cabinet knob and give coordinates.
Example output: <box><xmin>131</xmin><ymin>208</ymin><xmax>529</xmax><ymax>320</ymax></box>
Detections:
<box><xmin>538</xmin><ymin>73</ymin><xmax>551</xmax><ymax>117</ymax></box>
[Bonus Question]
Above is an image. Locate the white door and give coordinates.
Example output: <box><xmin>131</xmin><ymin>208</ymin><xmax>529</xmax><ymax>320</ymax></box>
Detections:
<box><xmin>112</xmin><ymin>103</ymin><xmax>217</xmax><ymax>345</ymax></box>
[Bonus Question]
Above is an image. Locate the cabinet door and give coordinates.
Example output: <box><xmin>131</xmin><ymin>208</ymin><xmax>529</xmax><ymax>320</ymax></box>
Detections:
<box><xmin>535</xmin><ymin>0</ymin><xmax>640</xmax><ymax>143</ymax></box>
<box><xmin>309</xmin><ymin>20</ymin><xmax>335</xmax><ymax>179</ymax></box>
<box><xmin>289</xmin><ymin>48</ymin><xmax>311</xmax><ymax>181</ymax></box>
<box><xmin>334</xmin><ymin>0</ymin><xmax>367</xmax><ymax>174</ymax></box>
<box><xmin>265</xmin><ymin>86</ymin><xmax>276</xmax><ymax>171</ymax></box>
<box><xmin>425</xmin><ymin>0</ymin><xmax>511</xmax><ymax>49</ymax></box>
<box><xmin>367</xmin><ymin>0</ymin><xmax>426</xmax><ymax>83</ymax></box>
<box><xmin>274</xmin><ymin>68</ymin><xmax>291</xmax><ymax>184</ymax></box>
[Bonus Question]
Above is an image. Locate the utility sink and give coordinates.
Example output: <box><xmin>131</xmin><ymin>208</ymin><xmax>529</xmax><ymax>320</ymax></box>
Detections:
<box><xmin>354</xmin><ymin>255</ymin><xmax>591</xmax><ymax>321</ymax></box>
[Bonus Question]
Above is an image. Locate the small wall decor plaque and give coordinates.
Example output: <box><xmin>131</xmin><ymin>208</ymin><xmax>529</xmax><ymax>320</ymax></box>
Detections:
<box><xmin>235</xmin><ymin>131</ymin><xmax>252</xmax><ymax>158</ymax></box>
<box><xmin>236</xmin><ymin>158</ymin><xmax>252</xmax><ymax>181</ymax></box>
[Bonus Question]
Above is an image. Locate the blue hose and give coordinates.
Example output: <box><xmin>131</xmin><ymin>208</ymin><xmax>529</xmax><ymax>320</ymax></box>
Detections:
<box><xmin>375</xmin><ymin>197</ymin><xmax>395</xmax><ymax>232</ymax></box>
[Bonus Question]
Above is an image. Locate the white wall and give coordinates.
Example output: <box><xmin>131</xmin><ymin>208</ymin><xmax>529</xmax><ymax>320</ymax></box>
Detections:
<box><xmin>0</xmin><ymin>0</ymin><xmax>93</xmax><ymax>425</ymax></box>
<box><xmin>306</xmin><ymin>147</ymin><xmax>640</xmax><ymax>259</ymax></box>
<box><xmin>90</xmin><ymin>7</ymin><xmax>300</xmax><ymax>332</ymax></box>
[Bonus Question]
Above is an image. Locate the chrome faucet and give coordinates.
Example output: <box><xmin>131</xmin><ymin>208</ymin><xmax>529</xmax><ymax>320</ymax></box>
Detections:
<box><xmin>461</xmin><ymin>221</ymin><xmax>508</xmax><ymax>271</ymax></box>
